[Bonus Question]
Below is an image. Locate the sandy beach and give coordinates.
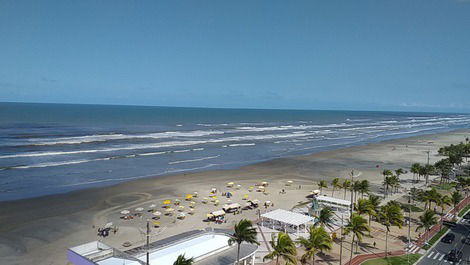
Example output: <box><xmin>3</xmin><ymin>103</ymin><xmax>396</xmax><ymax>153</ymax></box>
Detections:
<box><xmin>0</xmin><ymin>129</ymin><xmax>469</xmax><ymax>265</ymax></box>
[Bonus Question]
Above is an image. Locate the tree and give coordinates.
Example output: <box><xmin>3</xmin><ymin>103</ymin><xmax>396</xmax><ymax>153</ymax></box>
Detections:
<box><xmin>377</xmin><ymin>202</ymin><xmax>404</xmax><ymax>257</ymax></box>
<box><xmin>344</xmin><ymin>214</ymin><xmax>370</xmax><ymax>262</ymax></box>
<box><xmin>438</xmin><ymin>195</ymin><xmax>452</xmax><ymax>217</ymax></box>
<box><xmin>264</xmin><ymin>232</ymin><xmax>297</xmax><ymax>265</ymax></box>
<box><xmin>229</xmin><ymin>219</ymin><xmax>259</xmax><ymax>265</ymax></box>
<box><xmin>331</xmin><ymin>178</ymin><xmax>341</xmax><ymax>197</ymax></box>
<box><xmin>173</xmin><ymin>254</ymin><xmax>194</xmax><ymax>265</ymax></box>
<box><xmin>314</xmin><ymin>206</ymin><xmax>334</xmax><ymax>229</ymax></box>
<box><xmin>352</xmin><ymin>181</ymin><xmax>362</xmax><ymax>203</ymax></box>
<box><xmin>298</xmin><ymin>226</ymin><xmax>332</xmax><ymax>265</ymax></box>
<box><xmin>342</xmin><ymin>179</ymin><xmax>351</xmax><ymax>200</ymax></box>
<box><xmin>410</xmin><ymin>163</ymin><xmax>421</xmax><ymax>183</ymax></box>
<box><xmin>359</xmin><ymin>180</ymin><xmax>370</xmax><ymax>198</ymax></box>
<box><xmin>416</xmin><ymin>210</ymin><xmax>438</xmax><ymax>243</ymax></box>
<box><xmin>451</xmin><ymin>191</ymin><xmax>463</xmax><ymax>211</ymax></box>
<box><xmin>367</xmin><ymin>195</ymin><xmax>382</xmax><ymax>224</ymax></box>
<box><xmin>318</xmin><ymin>180</ymin><xmax>328</xmax><ymax>195</ymax></box>
<box><xmin>382</xmin><ymin>170</ymin><xmax>393</xmax><ymax>197</ymax></box>
<box><xmin>434</xmin><ymin>159</ymin><xmax>452</xmax><ymax>184</ymax></box>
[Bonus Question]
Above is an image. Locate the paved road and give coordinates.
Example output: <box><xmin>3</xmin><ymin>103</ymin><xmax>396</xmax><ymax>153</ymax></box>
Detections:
<box><xmin>417</xmin><ymin>221</ymin><xmax>470</xmax><ymax>265</ymax></box>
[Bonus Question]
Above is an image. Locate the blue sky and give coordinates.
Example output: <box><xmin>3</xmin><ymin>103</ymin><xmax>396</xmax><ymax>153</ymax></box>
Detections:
<box><xmin>1</xmin><ymin>1</ymin><xmax>469</xmax><ymax>113</ymax></box>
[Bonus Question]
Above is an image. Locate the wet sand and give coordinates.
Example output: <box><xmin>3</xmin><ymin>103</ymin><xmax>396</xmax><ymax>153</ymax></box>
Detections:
<box><xmin>0</xmin><ymin>129</ymin><xmax>468</xmax><ymax>265</ymax></box>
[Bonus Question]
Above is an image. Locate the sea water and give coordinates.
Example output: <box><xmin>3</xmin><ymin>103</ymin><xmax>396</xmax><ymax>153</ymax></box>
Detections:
<box><xmin>1</xmin><ymin>102</ymin><xmax>469</xmax><ymax>201</ymax></box>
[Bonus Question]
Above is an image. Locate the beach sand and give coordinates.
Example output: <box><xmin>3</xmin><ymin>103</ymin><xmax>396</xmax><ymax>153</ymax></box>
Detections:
<box><xmin>0</xmin><ymin>129</ymin><xmax>468</xmax><ymax>265</ymax></box>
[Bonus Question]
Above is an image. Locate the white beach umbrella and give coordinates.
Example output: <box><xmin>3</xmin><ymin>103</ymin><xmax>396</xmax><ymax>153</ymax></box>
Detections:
<box><xmin>153</xmin><ymin>211</ymin><xmax>162</xmax><ymax>216</ymax></box>
<box><xmin>149</xmin><ymin>204</ymin><xmax>157</xmax><ymax>208</ymax></box>
<box><xmin>135</xmin><ymin>207</ymin><xmax>144</xmax><ymax>212</ymax></box>
<box><xmin>120</xmin><ymin>210</ymin><xmax>130</xmax><ymax>215</ymax></box>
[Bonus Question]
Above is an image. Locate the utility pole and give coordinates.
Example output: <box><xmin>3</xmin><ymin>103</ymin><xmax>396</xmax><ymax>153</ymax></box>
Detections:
<box><xmin>350</xmin><ymin>170</ymin><xmax>354</xmax><ymax>217</ymax></box>
<box><xmin>407</xmin><ymin>188</ymin><xmax>411</xmax><ymax>265</ymax></box>
<box><xmin>146</xmin><ymin>219</ymin><xmax>150</xmax><ymax>265</ymax></box>
<box><xmin>426</xmin><ymin>150</ymin><xmax>430</xmax><ymax>165</ymax></box>
<box><xmin>339</xmin><ymin>212</ymin><xmax>344</xmax><ymax>265</ymax></box>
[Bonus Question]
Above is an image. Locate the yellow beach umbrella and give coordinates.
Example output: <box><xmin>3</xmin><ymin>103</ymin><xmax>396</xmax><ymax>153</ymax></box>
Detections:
<box><xmin>243</xmin><ymin>194</ymin><xmax>249</xmax><ymax>200</ymax></box>
<box><xmin>153</xmin><ymin>221</ymin><xmax>161</xmax><ymax>227</ymax></box>
<box><xmin>163</xmin><ymin>200</ymin><xmax>171</xmax><ymax>205</ymax></box>
<box><xmin>185</xmin><ymin>194</ymin><xmax>193</xmax><ymax>200</ymax></box>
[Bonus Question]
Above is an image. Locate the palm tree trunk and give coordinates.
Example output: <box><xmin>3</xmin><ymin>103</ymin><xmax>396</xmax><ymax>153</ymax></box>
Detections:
<box><xmin>237</xmin><ymin>243</ymin><xmax>240</xmax><ymax>265</ymax></box>
<box><xmin>312</xmin><ymin>255</ymin><xmax>315</xmax><ymax>265</ymax></box>
<box><xmin>332</xmin><ymin>188</ymin><xmax>335</xmax><ymax>197</ymax></box>
<box><xmin>276</xmin><ymin>256</ymin><xmax>279</xmax><ymax>265</ymax></box>
<box><xmin>385</xmin><ymin>230</ymin><xmax>388</xmax><ymax>257</ymax></box>
<box><xmin>344</xmin><ymin>188</ymin><xmax>347</xmax><ymax>200</ymax></box>
<box><xmin>350</xmin><ymin>234</ymin><xmax>355</xmax><ymax>263</ymax></box>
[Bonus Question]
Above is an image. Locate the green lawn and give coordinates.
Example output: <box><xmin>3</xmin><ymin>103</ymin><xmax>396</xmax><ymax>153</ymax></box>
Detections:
<box><xmin>433</xmin><ymin>182</ymin><xmax>456</xmax><ymax>190</ymax></box>
<box><xmin>400</xmin><ymin>203</ymin><xmax>423</xmax><ymax>212</ymax></box>
<box><xmin>362</xmin><ymin>254</ymin><xmax>422</xmax><ymax>265</ymax></box>
<box><xmin>458</xmin><ymin>203</ymin><xmax>470</xmax><ymax>217</ymax></box>
<box><xmin>423</xmin><ymin>227</ymin><xmax>448</xmax><ymax>250</ymax></box>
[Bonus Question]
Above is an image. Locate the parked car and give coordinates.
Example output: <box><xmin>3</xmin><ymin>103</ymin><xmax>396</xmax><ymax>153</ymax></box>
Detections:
<box><xmin>441</xmin><ymin>233</ymin><xmax>455</xmax><ymax>243</ymax></box>
<box><xmin>464</xmin><ymin>237</ymin><xmax>470</xmax><ymax>245</ymax></box>
<box><xmin>463</xmin><ymin>213</ymin><xmax>470</xmax><ymax>220</ymax></box>
<box><xmin>447</xmin><ymin>249</ymin><xmax>463</xmax><ymax>262</ymax></box>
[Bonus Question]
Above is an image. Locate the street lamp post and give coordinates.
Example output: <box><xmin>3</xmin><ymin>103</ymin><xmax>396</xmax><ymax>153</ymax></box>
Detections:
<box><xmin>350</xmin><ymin>170</ymin><xmax>354</xmax><ymax>217</ymax></box>
<box><xmin>339</xmin><ymin>212</ymin><xmax>344</xmax><ymax>265</ymax></box>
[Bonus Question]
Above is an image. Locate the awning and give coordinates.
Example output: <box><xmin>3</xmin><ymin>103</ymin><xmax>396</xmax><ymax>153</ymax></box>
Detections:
<box><xmin>261</xmin><ymin>209</ymin><xmax>314</xmax><ymax>226</ymax></box>
<box><xmin>212</xmin><ymin>210</ymin><xmax>226</xmax><ymax>217</ymax></box>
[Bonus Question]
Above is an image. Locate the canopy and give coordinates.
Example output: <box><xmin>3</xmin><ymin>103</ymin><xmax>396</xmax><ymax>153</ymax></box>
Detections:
<box><xmin>261</xmin><ymin>209</ymin><xmax>314</xmax><ymax>227</ymax></box>
<box><xmin>316</xmin><ymin>195</ymin><xmax>351</xmax><ymax>207</ymax></box>
<box><xmin>212</xmin><ymin>210</ymin><xmax>225</xmax><ymax>217</ymax></box>
<box><xmin>223</xmin><ymin>203</ymin><xmax>241</xmax><ymax>211</ymax></box>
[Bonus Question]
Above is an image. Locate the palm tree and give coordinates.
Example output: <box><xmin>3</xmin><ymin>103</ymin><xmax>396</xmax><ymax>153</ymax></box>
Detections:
<box><xmin>331</xmin><ymin>178</ymin><xmax>342</xmax><ymax>197</ymax></box>
<box><xmin>359</xmin><ymin>180</ymin><xmax>370</xmax><ymax>198</ymax></box>
<box><xmin>427</xmin><ymin>188</ymin><xmax>441</xmax><ymax>211</ymax></box>
<box><xmin>367</xmin><ymin>195</ymin><xmax>381</xmax><ymax>224</ymax></box>
<box><xmin>314</xmin><ymin>206</ymin><xmax>334</xmax><ymax>229</ymax></box>
<box><xmin>410</xmin><ymin>163</ymin><xmax>421</xmax><ymax>183</ymax></box>
<box><xmin>451</xmin><ymin>191</ymin><xmax>463</xmax><ymax>212</ymax></box>
<box><xmin>377</xmin><ymin>202</ymin><xmax>404</xmax><ymax>257</ymax></box>
<box><xmin>355</xmin><ymin>198</ymin><xmax>374</xmax><ymax>222</ymax></box>
<box><xmin>352</xmin><ymin>180</ymin><xmax>362</xmax><ymax>203</ymax></box>
<box><xmin>382</xmin><ymin>170</ymin><xmax>393</xmax><ymax>197</ymax></box>
<box><xmin>383</xmin><ymin>176</ymin><xmax>394</xmax><ymax>197</ymax></box>
<box><xmin>344</xmin><ymin>214</ymin><xmax>370</xmax><ymax>262</ymax></box>
<box><xmin>173</xmin><ymin>254</ymin><xmax>194</xmax><ymax>265</ymax></box>
<box><xmin>342</xmin><ymin>179</ymin><xmax>351</xmax><ymax>200</ymax></box>
<box><xmin>264</xmin><ymin>232</ymin><xmax>297</xmax><ymax>265</ymax></box>
<box><xmin>298</xmin><ymin>226</ymin><xmax>333</xmax><ymax>265</ymax></box>
<box><xmin>438</xmin><ymin>195</ymin><xmax>452</xmax><ymax>225</ymax></box>
<box><xmin>229</xmin><ymin>219</ymin><xmax>259</xmax><ymax>265</ymax></box>
<box><xmin>318</xmin><ymin>180</ymin><xmax>328</xmax><ymax>195</ymax></box>
<box><xmin>416</xmin><ymin>210</ymin><xmax>438</xmax><ymax>243</ymax></box>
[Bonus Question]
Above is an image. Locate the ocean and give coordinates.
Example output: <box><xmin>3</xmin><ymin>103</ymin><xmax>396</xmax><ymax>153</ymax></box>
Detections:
<box><xmin>1</xmin><ymin>102</ymin><xmax>469</xmax><ymax>201</ymax></box>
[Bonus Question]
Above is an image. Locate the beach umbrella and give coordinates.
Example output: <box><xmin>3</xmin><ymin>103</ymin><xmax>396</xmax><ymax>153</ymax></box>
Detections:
<box><xmin>243</xmin><ymin>194</ymin><xmax>249</xmax><ymax>200</ymax></box>
<box><xmin>211</xmin><ymin>187</ymin><xmax>217</xmax><ymax>193</ymax></box>
<box><xmin>193</xmin><ymin>191</ymin><xmax>198</xmax><ymax>197</ymax></box>
<box><xmin>149</xmin><ymin>204</ymin><xmax>157</xmax><ymax>208</ymax></box>
<box><xmin>177</xmin><ymin>212</ymin><xmax>186</xmax><ymax>219</ymax></box>
<box><xmin>174</xmin><ymin>199</ymin><xmax>181</xmax><ymax>205</ymax></box>
<box><xmin>189</xmin><ymin>209</ymin><xmax>195</xmax><ymax>215</ymax></box>
<box><xmin>153</xmin><ymin>221</ymin><xmax>161</xmax><ymax>227</ymax></box>
<box><xmin>236</xmin><ymin>184</ymin><xmax>241</xmax><ymax>189</ymax></box>
<box><xmin>261</xmin><ymin>181</ymin><xmax>268</xmax><ymax>186</ymax></box>
<box><xmin>185</xmin><ymin>194</ymin><xmax>193</xmax><ymax>200</ymax></box>
<box><xmin>163</xmin><ymin>200</ymin><xmax>171</xmax><ymax>205</ymax></box>
<box><xmin>120</xmin><ymin>210</ymin><xmax>130</xmax><ymax>215</ymax></box>
<box><xmin>178</xmin><ymin>205</ymin><xmax>185</xmax><ymax>211</ymax></box>
<box><xmin>135</xmin><ymin>207</ymin><xmax>144</xmax><ymax>212</ymax></box>
<box><xmin>153</xmin><ymin>211</ymin><xmax>162</xmax><ymax>216</ymax></box>
<box><xmin>227</xmin><ymin>182</ymin><xmax>234</xmax><ymax>187</ymax></box>
<box><xmin>104</xmin><ymin>222</ymin><xmax>113</xmax><ymax>228</ymax></box>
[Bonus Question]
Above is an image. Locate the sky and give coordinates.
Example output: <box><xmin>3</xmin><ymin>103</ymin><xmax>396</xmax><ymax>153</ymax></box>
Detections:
<box><xmin>0</xmin><ymin>0</ymin><xmax>469</xmax><ymax>113</ymax></box>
